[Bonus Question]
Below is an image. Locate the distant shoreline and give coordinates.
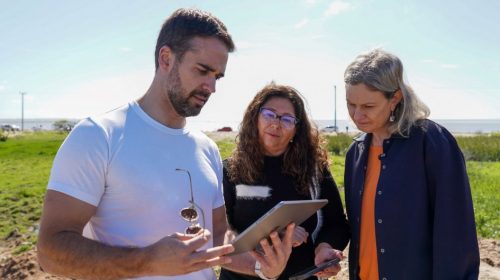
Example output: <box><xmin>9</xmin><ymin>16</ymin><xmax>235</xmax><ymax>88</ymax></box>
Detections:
<box><xmin>205</xmin><ymin>131</ymin><xmax>496</xmax><ymax>142</ymax></box>
<box><xmin>1</xmin><ymin>118</ymin><xmax>500</xmax><ymax>134</ymax></box>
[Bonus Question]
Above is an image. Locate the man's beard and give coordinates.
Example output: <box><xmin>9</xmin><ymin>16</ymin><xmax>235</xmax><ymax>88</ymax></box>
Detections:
<box><xmin>166</xmin><ymin>63</ymin><xmax>210</xmax><ymax>117</ymax></box>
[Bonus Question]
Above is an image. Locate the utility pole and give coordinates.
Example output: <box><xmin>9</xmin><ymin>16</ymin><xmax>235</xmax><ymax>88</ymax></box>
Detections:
<box><xmin>20</xmin><ymin>91</ymin><xmax>27</xmax><ymax>131</ymax></box>
<box><xmin>334</xmin><ymin>85</ymin><xmax>337</xmax><ymax>132</ymax></box>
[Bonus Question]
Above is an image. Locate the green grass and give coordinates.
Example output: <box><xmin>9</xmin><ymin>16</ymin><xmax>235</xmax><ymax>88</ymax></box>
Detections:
<box><xmin>456</xmin><ymin>135</ymin><xmax>500</xmax><ymax>161</ymax></box>
<box><xmin>466</xmin><ymin>161</ymin><xmax>500</xmax><ymax>238</ymax></box>
<box><xmin>0</xmin><ymin>132</ymin><xmax>498</xmax><ymax>255</ymax></box>
<box><xmin>216</xmin><ymin>136</ymin><xmax>499</xmax><ymax>237</ymax></box>
<box><xmin>216</xmin><ymin>139</ymin><xmax>236</xmax><ymax>159</ymax></box>
<box><xmin>324</xmin><ymin>133</ymin><xmax>500</xmax><ymax>161</ymax></box>
<box><xmin>0</xmin><ymin>132</ymin><xmax>68</xmax><ymax>251</ymax></box>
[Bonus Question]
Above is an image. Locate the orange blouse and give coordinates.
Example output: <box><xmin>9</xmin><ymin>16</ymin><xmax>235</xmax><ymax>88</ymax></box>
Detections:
<box><xmin>358</xmin><ymin>145</ymin><xmax>382</xmax><ymax>280</ymax></box>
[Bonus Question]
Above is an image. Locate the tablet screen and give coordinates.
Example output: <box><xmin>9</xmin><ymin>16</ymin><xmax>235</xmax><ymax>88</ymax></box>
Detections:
<box><xmin>228</xmin><ymin>199</ymin><xmax>328</xmax><ymax>256</ymax></box>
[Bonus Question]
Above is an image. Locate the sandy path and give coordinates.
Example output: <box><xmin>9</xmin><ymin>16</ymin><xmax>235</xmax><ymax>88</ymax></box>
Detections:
<box><xmin>1</xmin><ymin>239</ymin><xmax>498</xmax><ymax>279</ymax></box>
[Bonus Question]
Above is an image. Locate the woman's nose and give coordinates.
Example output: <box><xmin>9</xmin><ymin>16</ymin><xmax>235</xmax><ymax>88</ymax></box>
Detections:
<box><xmin>353</xmin><ymin>109</ymin><xmax>364</xmax><ymax>121</ymax></box>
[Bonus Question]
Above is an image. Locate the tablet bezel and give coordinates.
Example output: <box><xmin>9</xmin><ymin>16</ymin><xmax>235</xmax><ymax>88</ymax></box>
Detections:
<box><xmin>227</xmin><ymin>199</ymin><xmax>328</xmax><ymax>256</ymax></box>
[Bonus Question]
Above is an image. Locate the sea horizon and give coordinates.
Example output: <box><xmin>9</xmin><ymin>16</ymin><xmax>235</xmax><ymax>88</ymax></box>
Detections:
<box><xmin>2</xmin><ymin>118</ymin><xmax>500</xmax><ymax>134</ymax></box>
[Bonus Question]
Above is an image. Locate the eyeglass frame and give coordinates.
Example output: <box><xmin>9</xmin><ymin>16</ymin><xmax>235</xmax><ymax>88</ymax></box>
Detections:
<box><xmin>259</xmin><ymin>107</ymin><xmax>299</xmax><ymax>130</ymax></box>
<box><xmin>175</xmin><ymin>168</ymin><xmax>206</xmax><ymax>236</ymax></box>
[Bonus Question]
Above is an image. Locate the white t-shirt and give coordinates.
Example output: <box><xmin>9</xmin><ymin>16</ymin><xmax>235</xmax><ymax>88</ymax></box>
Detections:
<box><xmin>48</xmin><ymin>101</ymin><xmax>224</xmax><ymax>280</ymax></box>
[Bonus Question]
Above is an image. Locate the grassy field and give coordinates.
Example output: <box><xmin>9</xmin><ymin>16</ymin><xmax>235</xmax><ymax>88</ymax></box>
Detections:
<box><xmin>0</xmin><ymin>132</ymin><xmax>64</xmax><ymax>253</ymax></box>
<box><xmin>0</xmin><ymin>131</ymin><xmax>498</xmax><ymax>255</ymax></box>
<box><xmin>218</xmin><ymin>135</ymin><xmax>500</xmax><ymax>238</ymax></box>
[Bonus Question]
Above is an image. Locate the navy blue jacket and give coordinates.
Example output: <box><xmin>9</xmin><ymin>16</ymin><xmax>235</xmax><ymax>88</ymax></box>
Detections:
<box><xmin>344</xmin><ymin>120</ymin><xmax>479</xmax><ymax>280</ymax></box>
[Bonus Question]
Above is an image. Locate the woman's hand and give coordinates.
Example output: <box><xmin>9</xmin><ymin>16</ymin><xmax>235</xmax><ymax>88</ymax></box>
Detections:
<box><xmin>249</xmin><ymin>223</ymin><xmax>295</xmax><ymax>279</ymax></box>
<box><xmin>313</xmin><ymin>242</ymin><xmax>343</xmax><ymax>278</ymax></box>
<box><xmin>291</xmin><ymin>226</ymin><xmax>309</xmax><ymax>247</ymax></box>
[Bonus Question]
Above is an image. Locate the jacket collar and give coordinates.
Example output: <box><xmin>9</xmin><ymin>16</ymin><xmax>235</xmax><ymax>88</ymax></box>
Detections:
<box><xmin>353</xmin><ymin>131</ymin><xmax>408</xmax><ymax>143</ymax></box>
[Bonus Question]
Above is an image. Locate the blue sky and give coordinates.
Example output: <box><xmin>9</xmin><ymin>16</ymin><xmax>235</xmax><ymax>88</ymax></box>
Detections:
<box><xmin>1</xmin><ymin>0</ymin><xmax>499</xmax><ymax>123</ymax></box>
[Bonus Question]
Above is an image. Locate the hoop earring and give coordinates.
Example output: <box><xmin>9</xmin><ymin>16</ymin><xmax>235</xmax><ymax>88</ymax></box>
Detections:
<box><xmin>389</xmin><ymin>110</ymin><xmax>395</xmax><ymax>122</ymax></box>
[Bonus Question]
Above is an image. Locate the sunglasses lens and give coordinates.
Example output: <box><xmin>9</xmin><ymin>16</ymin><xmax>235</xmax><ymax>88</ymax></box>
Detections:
<box><xmin>261</xmin><ymin>109</ymin><xmax>277</xmax><ymax>120</ymax></box>
<box><xmin>281</xmin><ymin>116</ymin><xmax>296</xmax><ymax>129</ymax></box>
<box><xmin>180</xmin><ymin>207</ymin><xmax>198</xmax><ymax>222</ymax></box>
<box><xmin>260</xmin><ymin>108</ymin><xmax>297</xmax><ymax>129</ymax></box>
<box><xmin>185</xmin><ymin>224</ymin><xmax>203</xmax><ymax>234</ymax></box>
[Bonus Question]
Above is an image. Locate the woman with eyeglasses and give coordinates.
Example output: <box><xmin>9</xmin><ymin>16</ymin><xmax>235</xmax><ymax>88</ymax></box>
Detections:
<box><xmin>343</xmin><ymin>49</ymin><xmax>479</xmax><ymax>280</ymax></box>
<box><xmin>220</xmin><ymin>83</ymin><xmax>350</xmax><ymax>280</ymax></box>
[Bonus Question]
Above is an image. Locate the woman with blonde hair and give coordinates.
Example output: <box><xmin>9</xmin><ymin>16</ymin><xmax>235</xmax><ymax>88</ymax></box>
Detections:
<box><xmin>343</xmin><ymin>49</ymin><xmax>479</xmax><ymax>280</ymax></box>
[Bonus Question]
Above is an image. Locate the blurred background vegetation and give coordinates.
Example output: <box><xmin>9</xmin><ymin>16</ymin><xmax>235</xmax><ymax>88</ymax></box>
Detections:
<box><xmin>0</xmin><ymin>131</ymin><xmax>498</xmax><ymax>256</ymax></box>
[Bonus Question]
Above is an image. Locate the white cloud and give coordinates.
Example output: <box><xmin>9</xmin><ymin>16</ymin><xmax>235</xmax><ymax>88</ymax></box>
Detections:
<box><xmin>198</xmin><ymin>46</ymin><xmax>352</xmax><ymax>126</ymax></box>
<box><xmin>324</xmin><ymin>0</ymin><xmax>352</xmax><ymax>16</ymax></box>
<box><xmin>311</xmin><ymin>34</ymin><xmax>327</xmax><ymax>40</ymax></box>
<box><xmin>294</xmin><ymin>18</ymin><xmax>309</xmax><ymax>29</ymax></box>
<box><xmin>120</xmin><ymin>47</ymin><xmax>132</xmax><ymax>52</ymax></box>
<box><xmin>305</xmin><ymin>0</ymin><xmax>318</xmax><ymax>5</ymax></box>
<box><xmin>232</xmin><ymin>40</ymin><xmax>268</xmax><ymax>51</ymax></box>
<box><xmin>411</xmin><ymin>76</ymin><xmax>497</xmax><ymax>119</ymax></box>
<box><xmin>441</xmin><ymin>64</ymin><xmax>459</xmax><ymax>69</ymax></box>
<box><xmin>0</xmin><ymin>80</ymin><xmax>7</xmax><ymax>92</ymax></box>
<box><xmin>420</xmin><ymin>59</ymin><xmax>459</xmax><ymax>69</ymax></box>
<box><xmin>26</xmin><ymin>69</ymin><xmax>152</xmax><ymax>119</ymax></box>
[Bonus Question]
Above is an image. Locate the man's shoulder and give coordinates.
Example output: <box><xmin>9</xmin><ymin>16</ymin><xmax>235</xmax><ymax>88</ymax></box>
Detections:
<box><xmin>90</xmin><ymin>103</ymin><xmax>131</xmax><ymax>129</ymax></box>
<box><xmin>188</xmin><ymin>129</ymin><xmax>217</xmax><ymax>146</ymax></box>
<box><xmin>68</xmin><ymin>103</ymin><xmax>132</xmax><ymax>144</ymax></box>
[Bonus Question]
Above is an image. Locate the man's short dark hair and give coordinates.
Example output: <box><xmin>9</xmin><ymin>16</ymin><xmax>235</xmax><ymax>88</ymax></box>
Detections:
<box><xmin>154</xmin><ymin>8</ymin><xmax>235</xmax><ymax>70</ymax></box>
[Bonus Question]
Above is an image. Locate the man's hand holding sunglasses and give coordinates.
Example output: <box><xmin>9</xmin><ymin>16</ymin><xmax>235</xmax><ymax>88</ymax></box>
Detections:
<box><xmin>143</xmin><ymin>229</ymin><xmax>234</xmax><ymax>276</ymax></box>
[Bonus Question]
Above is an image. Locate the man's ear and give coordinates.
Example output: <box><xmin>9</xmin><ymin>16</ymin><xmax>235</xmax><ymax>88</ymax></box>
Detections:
<box><xmin>158</xmin><ymin>46</ymin><xmax>175</xmax><ymax>71</ymax></box>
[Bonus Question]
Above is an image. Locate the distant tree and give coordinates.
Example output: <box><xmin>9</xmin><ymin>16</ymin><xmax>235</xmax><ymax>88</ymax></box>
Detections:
<box><xmin>52</xmin><ymin>119</ymin><xmax>76</xmax><ymax>132</ymax></box>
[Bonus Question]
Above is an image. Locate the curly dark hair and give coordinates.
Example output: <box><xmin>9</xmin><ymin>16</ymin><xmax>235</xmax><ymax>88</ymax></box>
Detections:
<box><xmin>227</xmin><ymin>83</ymin><xmax>329</xmax><ymax>195</ymax></box>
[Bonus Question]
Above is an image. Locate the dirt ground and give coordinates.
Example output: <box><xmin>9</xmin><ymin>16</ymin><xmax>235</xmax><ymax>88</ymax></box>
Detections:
<box><xmin>1</xmin><ymin>237</ymin><xmax>498</xmax><ymax>280</ymax></box>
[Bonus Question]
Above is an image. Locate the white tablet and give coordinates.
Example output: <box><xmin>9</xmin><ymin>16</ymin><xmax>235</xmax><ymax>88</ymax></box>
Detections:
<box><xmin>228</xmin><ymin>199</ymin><xmax>328</xmax><ymax>256</ymax></box>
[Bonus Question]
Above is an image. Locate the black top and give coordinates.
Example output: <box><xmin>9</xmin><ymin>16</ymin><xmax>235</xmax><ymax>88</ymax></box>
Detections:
<box><xmin>345</xmin><ymin>119</ymin><xmax>479</xmax><ymax>279</ymax></box>
<box><xmin>220</xmin><ymin>155</ymin><xmax>350</xmax><ymax>280</ymax></box>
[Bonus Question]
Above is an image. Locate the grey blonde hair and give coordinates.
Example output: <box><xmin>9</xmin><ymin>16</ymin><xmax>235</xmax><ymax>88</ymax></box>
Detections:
<box><xmin>344</xmin><ymin>48</ymin><xmax>430</xmax><ymax>136</ymax></box>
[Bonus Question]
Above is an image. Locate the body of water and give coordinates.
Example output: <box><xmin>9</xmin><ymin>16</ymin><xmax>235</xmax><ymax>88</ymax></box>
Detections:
<box><xmin>315</xmin><ymin>119</ymin><xmax>500</xmax><ymax>134</ymax></box>
<box><xmin>1</xmin><ymin>118</ymin><xmax>500</xmax><ymax>134</ymax></box>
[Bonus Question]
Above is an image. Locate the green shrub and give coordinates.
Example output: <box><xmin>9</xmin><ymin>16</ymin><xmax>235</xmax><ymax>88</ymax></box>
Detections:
<box><xmin>324</xmin><ymin>133</ymin><xmax>500</xmax><ymax>161</ymax></box>
<box><xmin>216</xmin><ymin>140</ymin><xmax>236</xmax><ymax>159</ymax></box>
<box><xmin>0</xmin><ymin>131</ymin><xmax>497</xmax><ymax>257</ymax></box>
<box><xmin>456</xmin><ymin>135</ymin><xmax>500</xmax><ymax>161</ymax></box>
<box><xmin>324</xmin><ymin>133</ymin><xmax>354</xmax><ymax>155</ymax></box>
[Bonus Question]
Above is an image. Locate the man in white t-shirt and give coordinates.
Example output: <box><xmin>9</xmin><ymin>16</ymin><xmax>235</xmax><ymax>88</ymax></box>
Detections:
<box><xmin>37</xmin><ymin>8</ymin><xmax>294</xmax><ymax>280</ymax></box>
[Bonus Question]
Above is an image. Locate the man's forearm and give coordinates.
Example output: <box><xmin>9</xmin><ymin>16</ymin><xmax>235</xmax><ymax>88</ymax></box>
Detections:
<box><xmin>38</xmin><ymin>231</ymin><xmax>151</xmax><ymax>280</ymax></box>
